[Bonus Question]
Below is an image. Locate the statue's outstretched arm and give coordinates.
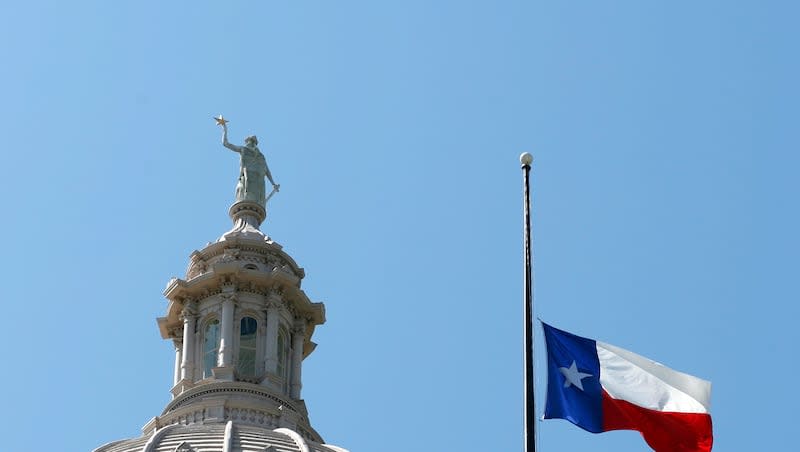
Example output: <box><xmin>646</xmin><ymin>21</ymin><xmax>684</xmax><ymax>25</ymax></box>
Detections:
<box><xmin>221</xmin><ymin>125</ymin><xmax>240</xmax><ymax>153</ymax></box>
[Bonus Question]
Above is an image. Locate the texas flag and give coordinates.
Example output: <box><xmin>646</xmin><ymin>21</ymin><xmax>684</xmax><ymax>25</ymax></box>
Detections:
<box><xmin>542</xmin><ymin>323</ymin><xmax>713</xmax><ymax>451</ymax></box>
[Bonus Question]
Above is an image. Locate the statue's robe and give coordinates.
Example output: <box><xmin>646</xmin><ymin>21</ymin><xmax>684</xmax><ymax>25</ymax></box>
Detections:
<box><xmin>236</xmin><ymin>147</ymin><xmax>267</xmax><ymax>205</ymax></box>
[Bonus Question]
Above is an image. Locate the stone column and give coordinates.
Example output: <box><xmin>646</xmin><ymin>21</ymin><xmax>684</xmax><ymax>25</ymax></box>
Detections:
<box><xmin>257</xmin><ymin>312</ymin><xmax>267</xmax><ymax>376</ymax></box>
<box><xmin>290</xmin><ymin>321</ymin><xmax>306</xmax><ymax>399</ymax></box>
<box><xmin>263</xmin><ymin>293</ymin><xmax>281</xmax><ymax>378</ymax></box>
<box><xmin>180</xmin><ymin>303</ymin><xmax>197</xmax><ymax>381</ymax></box>
<box><xmin>219</xmin><ymin>293</ymin><xmax>236</xmax><ymax>368</ymax></box>
<box><xmin>173</xmin><ymin>339</ymin><xmax>183</xmax><ymax>386</ymax></box>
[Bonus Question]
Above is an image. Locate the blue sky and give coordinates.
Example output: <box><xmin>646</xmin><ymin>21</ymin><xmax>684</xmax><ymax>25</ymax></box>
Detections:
<box><xmin>0</xmin><ymin>1</ymin><xmax>797</xmax><ymax>451</ymax></box>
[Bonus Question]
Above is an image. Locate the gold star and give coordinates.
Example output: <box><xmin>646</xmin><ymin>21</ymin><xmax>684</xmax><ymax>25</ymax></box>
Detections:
<box><xmin>214</xmin><ymin>114</ymin><xmax>229</xmax><ymax>126</ymax></box>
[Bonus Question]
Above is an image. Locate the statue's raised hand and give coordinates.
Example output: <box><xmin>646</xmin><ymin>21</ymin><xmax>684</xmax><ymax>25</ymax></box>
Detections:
<box><xmin>214</xmin><ymin>114</ymin><xmax>229</xmax><ymax>127</ymax></box>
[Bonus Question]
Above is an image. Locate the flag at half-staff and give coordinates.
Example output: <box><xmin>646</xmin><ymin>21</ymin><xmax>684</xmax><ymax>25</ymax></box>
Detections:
<box><xmin>542</xmin><ymin>323</ymin><xmax>713</xmax><ymax>452</ymax></box>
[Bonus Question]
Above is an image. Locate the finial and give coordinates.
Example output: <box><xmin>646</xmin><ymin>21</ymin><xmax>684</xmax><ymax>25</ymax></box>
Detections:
<box><xmin>520</xmin><ymin>152</ymin><xmax>533</xmax><ymax>167</ymax></box>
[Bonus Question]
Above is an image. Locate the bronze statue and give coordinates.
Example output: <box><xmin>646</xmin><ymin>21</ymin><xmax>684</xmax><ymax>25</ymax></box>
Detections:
<box><xmin>216</xmin><ymin>115</ymin><xmax>279</xmax><ymax>206</ymax></box>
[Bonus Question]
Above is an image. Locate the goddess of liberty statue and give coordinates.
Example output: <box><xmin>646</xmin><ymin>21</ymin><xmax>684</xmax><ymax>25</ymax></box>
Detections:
<box><xmin>217</xmin><ymin>115</ymin><xmax>279</xmax><ymax>207</ymax></box>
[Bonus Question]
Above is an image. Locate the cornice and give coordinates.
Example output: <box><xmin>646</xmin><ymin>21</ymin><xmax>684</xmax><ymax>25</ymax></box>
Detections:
<box><xmin>163</xmin><ymin>270</ymin><xmax>325</xmax><ymax>327</ymax></box>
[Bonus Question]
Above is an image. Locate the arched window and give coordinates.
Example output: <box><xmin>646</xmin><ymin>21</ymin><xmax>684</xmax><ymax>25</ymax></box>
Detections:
<box><xmin>203</xmin><ymin>319</ymin><xmax>220</xmax><ymax>379</ymax></box>
<box><xmin>237</xmin><ymin>316</ymin><xmax>258</xmax><ymax>378</ymax></box>
<box><xmin>277</xmin><ymin>327</ymin><xmax>289</xmax><ymax>383</ymax></box>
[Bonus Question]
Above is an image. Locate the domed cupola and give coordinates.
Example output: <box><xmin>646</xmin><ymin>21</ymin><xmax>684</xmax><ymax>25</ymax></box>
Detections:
<box><xmin>94</xmin><ymin>118</ymin><xmax>347</xmax><ymax>452</ymax></box>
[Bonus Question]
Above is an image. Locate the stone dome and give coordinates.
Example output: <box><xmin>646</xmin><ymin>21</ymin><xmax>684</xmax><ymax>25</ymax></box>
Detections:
<box><xmin>93</xmin><ymin>421</ymin><xmax>347</xmax><ymax>452</ymax></box>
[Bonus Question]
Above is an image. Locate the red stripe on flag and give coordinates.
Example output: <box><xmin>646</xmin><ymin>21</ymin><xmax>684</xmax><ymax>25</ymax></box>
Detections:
<box><xmin>601</xmin><ymin>390</ymin><xmax>713</xmax><ymax>452</ymax></box>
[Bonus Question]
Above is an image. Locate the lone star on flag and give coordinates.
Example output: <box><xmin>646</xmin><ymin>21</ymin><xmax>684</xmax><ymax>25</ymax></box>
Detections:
<box><xmin>559</xmin><ymin>360</ymin><xmax>593</xmax><ymax>391</ymax></box>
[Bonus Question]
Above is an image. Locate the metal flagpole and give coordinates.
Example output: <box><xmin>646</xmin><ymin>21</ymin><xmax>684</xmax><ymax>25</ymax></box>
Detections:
<box><xmin>520</xmin><ymin>152</ymin><xmax>536</xmax><ymax>452</ymax></box>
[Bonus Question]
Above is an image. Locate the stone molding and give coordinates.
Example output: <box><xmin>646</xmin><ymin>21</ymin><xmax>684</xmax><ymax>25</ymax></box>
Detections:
<box><xmin>150</xmin><ymin>381</ymin><xmax>323</xmax><ymax>443</ymax></box>
<box><xmin>163</xmin><ymin>382</ymin><xmax>304</xmax><ymax>417</ymax></box>
<box><xmin>184</xmin><ymin>236</ymin><xmax>306</xmax><ymax>282</ymax></box>
<box><xmin>228</xmin><ymin>200</ymin><xmax>266</xmax><ymax>226</ymax></box>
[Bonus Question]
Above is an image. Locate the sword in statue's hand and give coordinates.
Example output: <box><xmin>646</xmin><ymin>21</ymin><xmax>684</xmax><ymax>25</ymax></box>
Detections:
<box><xmin>266</xmin><ymin>184</ymin><xmax>280</xmax><ymax>204</ymax></box>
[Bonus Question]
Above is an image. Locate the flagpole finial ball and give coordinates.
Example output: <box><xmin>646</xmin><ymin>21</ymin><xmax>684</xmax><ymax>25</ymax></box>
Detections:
<box><xmin>520</xmin><ymin>152</ymin><xmax>533</xmax><ymax>166</ymax></box>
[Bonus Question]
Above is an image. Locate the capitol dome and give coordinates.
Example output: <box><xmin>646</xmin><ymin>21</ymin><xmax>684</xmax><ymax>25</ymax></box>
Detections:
<box><xmin>95</xmin><ymin>422</ymin><xmax>346</xmax><ymax>452</ymax></box>
<box><xmin>95</xmin><ymin>149</ymin><xmax>348</xmax><ymax>452</ymax></box>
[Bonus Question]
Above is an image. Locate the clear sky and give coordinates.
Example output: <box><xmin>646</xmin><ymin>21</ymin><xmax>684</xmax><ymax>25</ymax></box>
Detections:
<box><xmin>0</xmin><ymin>1</ymin><xmax>797</xmax><ymax>451</ymax></box>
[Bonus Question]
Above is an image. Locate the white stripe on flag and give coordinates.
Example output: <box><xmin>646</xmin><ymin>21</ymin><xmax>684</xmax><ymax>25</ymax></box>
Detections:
<box><xmin>596</xmin><ymin>341</ymin><xmax>711</xmax><ymax>414</ymax></box>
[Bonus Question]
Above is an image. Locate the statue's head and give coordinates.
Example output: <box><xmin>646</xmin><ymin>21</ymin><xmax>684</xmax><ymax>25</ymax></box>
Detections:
<box><xmin>245</xmin><ymin>135</ymin><xmax>258</xmax><ymax>146</ymax></box>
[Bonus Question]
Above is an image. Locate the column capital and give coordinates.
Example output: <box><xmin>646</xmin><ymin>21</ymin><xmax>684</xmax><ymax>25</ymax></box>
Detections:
<box><xmin>168</xmin><ymin>326</ymin><xmax>183</xmax><ymax>340</ymax></box>
<box><xmin>220</xmin><ymin>291</ymin><xmax>241</xmax><ymax>311</ymax></box>
<box><xmin>266</xmin><ymin>289</ymin><xmax>283</xmax><ymax>309</ymax></box>
<box><xmin>292</xmin><ymin>321</ymin><xmax>307</xmax><ymax>336</ymax></box>
<box><xmin>220</xmin><ymin>291</ymin><xmax>238</xmax><ymax>303</ymax></box>
<box><xmin>266</xmin><ymin>298</ymin><xmax>282</xmax><ymax>310</ymax></box>
<box><xmin>180</xmin><ymin>301</ymin><xmax>198</xmax><ymax>319</ymax></box>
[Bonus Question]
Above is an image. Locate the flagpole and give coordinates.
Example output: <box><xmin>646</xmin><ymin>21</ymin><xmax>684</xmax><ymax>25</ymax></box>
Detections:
<box><xmin>520</xmin><ymin>152</ymin><xmax>536</xmax><ymax>452</ymax></box>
